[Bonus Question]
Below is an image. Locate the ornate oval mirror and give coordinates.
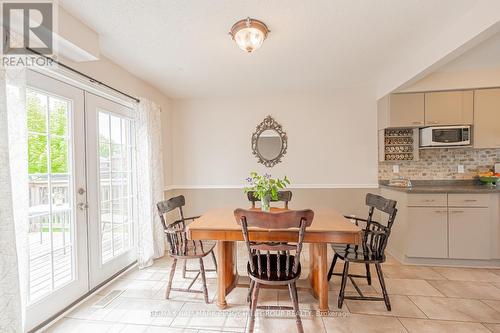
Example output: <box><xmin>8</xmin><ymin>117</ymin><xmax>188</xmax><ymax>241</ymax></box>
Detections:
<box><xmin>252</xmin><ymin>116</ymin><xmax>287</xmax><ymax>167</ymax></box>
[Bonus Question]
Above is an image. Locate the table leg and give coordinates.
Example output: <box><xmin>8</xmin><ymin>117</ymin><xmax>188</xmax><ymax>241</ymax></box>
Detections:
<box><xmin>216</xmin><ymin>240</ymin><xmax>237</xmax><ymax>309</ymax></box>
<box><xmin>309</xmin><ymin>243</ymin><xmax>329</xmax><ymax>312</ymax></box>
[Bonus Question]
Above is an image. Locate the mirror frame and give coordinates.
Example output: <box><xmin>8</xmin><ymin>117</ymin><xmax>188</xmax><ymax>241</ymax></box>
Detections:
<box><xmin>251</xmin><ymin>115</ymin><xmax>288</xmax><ymax>167</ymax></box>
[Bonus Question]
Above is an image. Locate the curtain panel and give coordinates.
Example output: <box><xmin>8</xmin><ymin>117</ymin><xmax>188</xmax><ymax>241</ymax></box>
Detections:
<box><xmin>0</xmin><ymin>67</ymin><xmax>28</xmax><ymax>332</ymax></box>
<box><xmin>135</xmin><ymin>98</ymin><xmax>165</xmax><ymax>268</ymax></box>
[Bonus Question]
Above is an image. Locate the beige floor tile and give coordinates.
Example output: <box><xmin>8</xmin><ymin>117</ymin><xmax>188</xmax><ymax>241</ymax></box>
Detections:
<box><xmin>482</xmin><ymin>299</ymin><xmax>500</xmax><ymax>312</ymax></box>
<box><xmin>373</xmin><ymin>278</ymin><xmax>444</xmax><ymax>297</ymax></box>
<box><xmin>322</xmin><ymin>313</ymin><xmax>407</xmax><ymax>332</ymax></box>
<box><xmin>65</xmin><ymin>294</ymin><xmax>118</xmax><ymax>321</ymax></box>
<box><xmin>101</xmin><ymin>297</ymin><xmax>180</xmax><ymax>326</ymax></box>
<box><xmin>428</xmin><ymin>280</ymin><xmax>500</xmax><ymax>300</ymax></box>
<box><xmin>110</xmin><ymin>323</ymin><xmax>149</xmax><ymax>333</ymax></box>
<box><xmin>98</xmin><ymin>278</ymin><xmax>164</xmax><ymax>299</ymax></box>
<box><xmin>146</xmin><ymin>325</ymin><xmax>197</xmax><ymax>333</ymax></box>
<box><xmin>170</xmin><ymin>302</ymin><xmax>246</xmax><ymax>332</ymax></box>
<box><xmin>431</xmin><ymin>267</ymin><xmax>500</xmax><ymax>282</ymax></box>
<box><xmin>409</xmin><ymin>296</ymin><xmax>500</xmax><ymax>323</ymax></box>
<box><xmin>345</xmin><ymin>295</ymin><xmax>426</xmax><ymax>318</ymax></box>
<box><xmin>44</xmin><ymin>318</ymin><xmax>114</xmax><ymax>333</ymax></box>
<box><xmin>277</xmin><ymin>289</ymin><xmax>350</xmax><ymax>313</ymax></box>
<box><xmin>251</xmin><ymin>314</ymin><xmax>326</xmax><ymax>333</ymax></box>
<box><xmin>399</xmin><ymin>318</ymin><xmax>491</xmax><ymax>333</ymax></box>
<box><xmin>484</xmin><ymin>323</ymin><xmax>500</xmax><ymax>333</ymax></box>
<box><xmin>382</xmin><ymin>265</ymin><xmax>446</xmax><ymax>280</ymax></box>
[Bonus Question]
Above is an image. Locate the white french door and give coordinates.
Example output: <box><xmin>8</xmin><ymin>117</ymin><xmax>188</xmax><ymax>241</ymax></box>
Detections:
<box><xmin>85</xmin><ymin>92</ymin><xmax>137</xmax><ymax>288</ymax></box>
<box><xmin>26</xmin><ymin>71</ymin><xmax>88</xmax><ymax>331</ymax></box>
<box><xmin>25</xmin><ymin>71</ymin><xmax>137</xmax><ymax>331</ymax></box>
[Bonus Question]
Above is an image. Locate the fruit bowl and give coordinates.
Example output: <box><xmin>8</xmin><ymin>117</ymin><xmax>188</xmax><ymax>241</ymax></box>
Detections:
<box><xmin>478</xmin><ymin>176</ymin><xmax>500</xmax><ymax>186</ymax></box>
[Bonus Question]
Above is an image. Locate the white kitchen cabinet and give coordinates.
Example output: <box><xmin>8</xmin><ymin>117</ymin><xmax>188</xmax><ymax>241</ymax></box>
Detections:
<box><xmin>424</xmin><ymin>90</ymin><xmax>473</xmax><ymax>126</ymax></box>
<box><xmin>474</xmin><ymin>89</ymin><xmax>500</xmax><ymax>149</ymax></box>
<box><xmin>377</xmin><ymin>93</ymin><xmax>425</xmax><ymax>129</ymax></box>
<box><xmin>407</xmin><ymin>207</ymin><xmax>448</xmax><ymax>258</ymax></box>
<box><xmin>448</xmin><ymin>208</ymin><xmax>490</xmax><ymax>259</ymax></box>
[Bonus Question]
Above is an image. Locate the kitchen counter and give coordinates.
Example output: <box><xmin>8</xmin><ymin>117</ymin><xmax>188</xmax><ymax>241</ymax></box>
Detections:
<box><xmin>379</xmin><ymin>180</ymin><xmax>500</xmax><ymax>193</ymax></box>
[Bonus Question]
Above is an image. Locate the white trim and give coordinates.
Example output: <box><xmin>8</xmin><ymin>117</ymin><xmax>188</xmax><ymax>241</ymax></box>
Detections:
<box><xmin>165</xmin><ymin>184</ymin><xmax>379</xmax><ymax>191</ymax></box>
<box><xmin>28</xmin><ymin>66</ymin><xmax>136</xmax><ymax>109</ymax></box>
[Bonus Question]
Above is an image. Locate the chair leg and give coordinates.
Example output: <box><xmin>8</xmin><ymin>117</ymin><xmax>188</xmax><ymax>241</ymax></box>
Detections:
<box><xmin>365</xmin><ymin>263</ymin><xmax>372</xmax><ymax>285</ymax></box>
<box><xmin>211</xmin><ymin>250</ymin><xmax>218</xmax><ymax>272</ymax></box>
<box><xmin>165</xmin><ymin>258</ymin><xmax>177</xmax><ymax>299</ymax></box>
<box><xmin>288</xmin><ymin>282</ymin><xmax>304</xmax><ymax>333</ymax></box>
<box><xmin>182</xmin><ymin>259</ymin><xmax>187</xmax><ymax>278</ymax></box>
<box><xmin>248</xmin><ymin>282</ymin><xmax>260</xmax><ymax>333</ymax></box>
<box><xmin>199</xmin><ymin>258</ymin><xmax>209</xmax><ymax>304</ymax></box>
<box><xmin>247</xmin><ymin>280</ymin><xmax>255</xmax><ymax>304</ymax></box>
<box><xmin>327</xmin><ymin>253</ymin><xmax>338</xmax><ymax>281</ymax></box>
<box><xmin>375</xmin><ymin>263</ymin><xmax>391</xmax><ymax>311</ymax></box>
<box><xmin>338</xmin><ymin>261</ymin><xmax>349</xmax><ymax>309</ymax></box>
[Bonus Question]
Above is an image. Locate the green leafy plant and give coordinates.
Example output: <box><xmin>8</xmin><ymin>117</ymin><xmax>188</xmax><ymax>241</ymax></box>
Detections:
<box><xmin>244</xmin><ymin>172</ymin><xmax>291</xmax><ymax>200</ymax></box>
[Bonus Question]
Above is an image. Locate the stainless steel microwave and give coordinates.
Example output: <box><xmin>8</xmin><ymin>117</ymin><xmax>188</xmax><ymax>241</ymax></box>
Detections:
<box><xmin>419</xmin><ymin>125</ymin><xmax>471</xmax><ymax>147</ymax></box>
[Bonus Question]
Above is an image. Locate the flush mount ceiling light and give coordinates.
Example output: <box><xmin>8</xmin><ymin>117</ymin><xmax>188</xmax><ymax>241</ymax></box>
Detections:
<box><xmin>229</xmin><ymin>17</ymin><xmax>270</xmax><ymax>53</ymax></box>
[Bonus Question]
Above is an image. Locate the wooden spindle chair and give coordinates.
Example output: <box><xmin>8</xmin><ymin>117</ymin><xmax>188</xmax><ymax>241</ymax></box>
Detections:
<box><xmin>247</xmin><ymin>190</ymin><xmax>292</xmax><ymax>209</ymax></box>
<box><xmin>327</xmin><ymin>193</ymin><xmax>397</xmax><ymax>310</ymax></box>
<box><xmin>157</xmin><ymin>195</ymin><xmax>217</xmax><ymax>303</ymax></box>
<box><xmin>234</xmin><ymin>208</ymin><xmax>314</xmax><ymax>333</ymax></box>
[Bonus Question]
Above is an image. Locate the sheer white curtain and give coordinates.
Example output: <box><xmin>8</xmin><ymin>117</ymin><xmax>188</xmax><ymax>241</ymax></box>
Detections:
<box><xmin>0</xmin><ymin>67</ymin><xmax>28</xmax><ymax>332</ymax></box>
<box><xmin>135</xmin><ymin>98</ymin><xmax>165</xmax><ymax>268</ymax></box>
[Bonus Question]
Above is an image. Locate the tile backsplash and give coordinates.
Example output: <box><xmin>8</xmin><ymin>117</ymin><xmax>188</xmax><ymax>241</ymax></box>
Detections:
<box><xmin>378</xmin><ymin>148</ymin><xmax>500</xmax><ymax>180</ymax></box>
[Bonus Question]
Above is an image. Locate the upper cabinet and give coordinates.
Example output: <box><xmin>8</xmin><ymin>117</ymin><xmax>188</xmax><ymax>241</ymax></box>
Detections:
<box><xmin>377</xmin><ymin>93</ymin><xmax>424</xmax><ymax>129</ymax></box>
<box><xmin>424</xmin><ymin>91</ymin><xmax>473</xmax><ymax>126</ymax></box>
<box><xmin>474</xmin><ymin>89</ymin><xmax>500</xmax><ymax>149</ymax></box>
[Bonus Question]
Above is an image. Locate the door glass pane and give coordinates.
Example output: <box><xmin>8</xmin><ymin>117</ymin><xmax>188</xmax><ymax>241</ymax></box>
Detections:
<box><xmin>98</xmin><ymin>111</ymin><xmax>135</xmax><ymax>263</ymax></box>
<box><xmin>27</xmin><ymin>89</ymin><xmax>75</xmax><ymax>303</ymax></box>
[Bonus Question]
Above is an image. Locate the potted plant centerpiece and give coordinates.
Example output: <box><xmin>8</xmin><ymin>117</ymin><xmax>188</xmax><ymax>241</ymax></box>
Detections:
<box><xmin>244</xmin><ymin>172</ymin><xmax>291</xmax><ymax>212</ymax></box>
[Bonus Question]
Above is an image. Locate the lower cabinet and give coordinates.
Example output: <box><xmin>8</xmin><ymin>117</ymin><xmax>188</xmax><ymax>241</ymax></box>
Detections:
<box><xmin>448</xmin><ymin>208</ymin><xmax>490</xmax><ymax>259</ymax></box>
<box><xmin>407</xmin><ymin>207</ymin><xmax>448</xmax><ymax>258</ymax></box>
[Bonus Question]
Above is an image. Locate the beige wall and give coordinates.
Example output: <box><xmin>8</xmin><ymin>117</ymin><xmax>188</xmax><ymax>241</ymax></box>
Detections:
<box><xmin>170</xmin><ymin>90</ymin><xmax>378</xmax><ymax>187</ymax></box>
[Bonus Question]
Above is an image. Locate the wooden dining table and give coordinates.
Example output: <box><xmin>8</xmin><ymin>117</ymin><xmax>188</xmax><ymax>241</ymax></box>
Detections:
<box><xmin>186</xmin><ymin>207</ymin><xmax>362</xmax><ymax>312</ymax></box>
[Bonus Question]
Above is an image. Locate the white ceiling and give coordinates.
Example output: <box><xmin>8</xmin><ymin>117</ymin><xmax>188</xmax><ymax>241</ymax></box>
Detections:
<box><xmin>59</xmin><ymin>0</ymin><xmax>479</xmax><ymax>99</ymax></box>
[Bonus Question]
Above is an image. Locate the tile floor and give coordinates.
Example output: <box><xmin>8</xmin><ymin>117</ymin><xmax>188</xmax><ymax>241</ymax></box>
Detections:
<box><xmin>43</xmin><ymin>245</ymin><xmax>500</xmax><ymax>333</ymax></box>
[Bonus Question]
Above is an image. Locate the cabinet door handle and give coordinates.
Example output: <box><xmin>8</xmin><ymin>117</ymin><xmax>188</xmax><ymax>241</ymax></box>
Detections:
<box><xmin>464</xmin><ymin>199</ymin><xmax>477</xmax><ymax>202</ymax></box>
<box><xmin>423</xmin><ymin>199</ymin><xmax>435</xmax><ymax>202</ymax></box>
<box><xmin>429</xmin><ymin>121</ymin><xmax>439</xmax><ymax>124</ymax></box>
<box><xmin>412</xmin><ymin>121</ymin><xmax>423</xmax><ymax>125</ymax></box>
<box><xmin>450</xmin><ymin>210</ymin><xmax>464</xmax><ymax>213</ymax></box>
<box><xmin>434</xmin><ymin>210</ymin><xmax>447</xmax><ymax>213</ymax></box>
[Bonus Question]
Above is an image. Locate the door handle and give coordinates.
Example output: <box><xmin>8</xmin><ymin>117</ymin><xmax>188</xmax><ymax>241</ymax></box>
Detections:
<box><xmin>77</xmin><ymin>202</ymin><xmax>88</xmax><ymax>210</ymax></box>
<box><xmin>450</xmin><ymin>210</ymin><xmax>464</xmax><ymax>214</ymax></box>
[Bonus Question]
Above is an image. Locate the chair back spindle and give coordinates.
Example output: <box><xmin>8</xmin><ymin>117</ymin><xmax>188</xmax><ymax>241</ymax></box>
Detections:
<box><xmin>157</xmin><ymin>195</ymin><xmax>200</xmax><ymax>256</ymax></box>
<box><xmin>235</xmin><ymin>209</ymin><xmax>313</xmax><ymax>281</ymax></box>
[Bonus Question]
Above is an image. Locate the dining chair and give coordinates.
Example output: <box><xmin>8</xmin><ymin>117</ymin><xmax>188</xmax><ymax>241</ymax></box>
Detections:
<box><xmin>327</xmin><ymin>193</ymin><xmax>397</xmax><ymax>311</ymax></box>
<box><xmin>157</xmin><ymin>195</ymin><xmax>217</xmax><ymax>303</ymax></box>
<box><xmin>234</xmin><ymin>208</ymin><xmax>314</xmax><ymax>333</ymax></box>
<box><xmin>247</xmin><ymin>190</ymin><xmax>293</xmax><ymax>209</ymax></box>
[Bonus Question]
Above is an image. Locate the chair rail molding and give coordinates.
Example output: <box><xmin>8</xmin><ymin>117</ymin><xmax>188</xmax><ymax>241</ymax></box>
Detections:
<box><xmin>164</xmin><ymin>184</ymin><xmax>379</xmax><ymax>191</ymax></box>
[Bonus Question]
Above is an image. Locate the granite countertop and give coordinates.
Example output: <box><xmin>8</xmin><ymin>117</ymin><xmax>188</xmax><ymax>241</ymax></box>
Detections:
<box><xmin>379</xmin><ymin>180</ymin><xmax>500</xmax><ymax>193</ymax></box>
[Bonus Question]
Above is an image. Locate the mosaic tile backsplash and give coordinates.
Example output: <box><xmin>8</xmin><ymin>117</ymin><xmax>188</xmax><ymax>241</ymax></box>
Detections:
<box><xmin>379</xmin><ymin>148</ymin><xmax>500</xmax><ymax>180</ymax></box>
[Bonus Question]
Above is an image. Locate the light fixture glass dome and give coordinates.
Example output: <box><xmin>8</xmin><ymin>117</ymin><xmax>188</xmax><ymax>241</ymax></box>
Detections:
<box><xmin>230</xmin><ymin>17</ymin><xmax>269</xmax><ymax>53</ymax></box>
